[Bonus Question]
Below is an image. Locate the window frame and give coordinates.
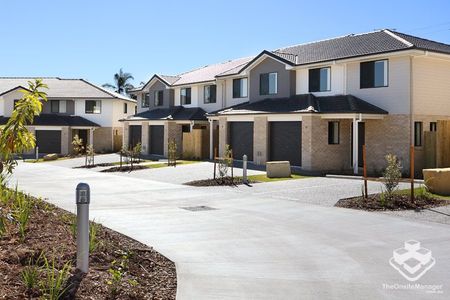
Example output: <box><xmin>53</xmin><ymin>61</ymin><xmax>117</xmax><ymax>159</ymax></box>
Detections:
<box><xmin>154</xmin><ymin>90</ymin><xmax>164</xmax><ymax>106</ymax></box>
<box><xmin>259</xmin><ymin>72</ymin><xmax>278</xmax><ymax>96</ymax></box>
<box><xmin>232</xmin><ymin>78</ymin><xmax>248</xmax><ymax>98</ymax></box>
<box><xmin>414</xmin><ymin>121</ymin><xmax>423</xmax><ymax>147</ymax></box>
<box><xmin>360</xmin><ymin>59</ymin><xmax>389</xmax><ymax>89</ymax></box>
<box><xmin>309</xmin><ymin>67</ymin><xmax>331</xmax><ymax>92</ymax></box>
<box><xmin>85</xmin><ymin>100</ymin><xmax>101</xmax><ymax>114</ymax></box>
<box><xmin>430</xmin><ymin>122</ymin><xmax>437</xmax><ymax>132</ymax></box>
<box><xmin>328</xmin><ymin>121</ymin><xmax>340</xmax><ymax>145</ymax></box>
<box><xmin>142</xmin><ymin>93</ymin><xmax>150</xmax><ymax>108</ymax></box>
<box><xmin>50</xmin><ymin>100</ymin><xmax>60</xmax><ymax>113</ymax></box>
<box><xmin>180</xmin><ymin>87</ymin><xmax>192</xmax><ymax>105</ymax></box>
<box><xmin>204</xmin><ymin>85</ymin><xmax>217</xmax><ymax>104</ymax></box>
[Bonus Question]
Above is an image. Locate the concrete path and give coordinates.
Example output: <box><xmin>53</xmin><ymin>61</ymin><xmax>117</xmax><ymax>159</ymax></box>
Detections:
<box><xmin>11</xmin><ymin>162</ymin><xmax>450</xmax><ymax>299</ymax></box>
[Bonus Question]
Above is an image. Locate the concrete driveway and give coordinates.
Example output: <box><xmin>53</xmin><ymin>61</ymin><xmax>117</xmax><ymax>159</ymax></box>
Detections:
<box><xmin>11</xmin><ymin>162</ymin><xmax>450</xmax><ymax>299</ymax></box>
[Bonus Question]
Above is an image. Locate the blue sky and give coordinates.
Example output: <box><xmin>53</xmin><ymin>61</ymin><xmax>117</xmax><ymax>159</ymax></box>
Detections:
<box><xmin>1</xmin><ymin>0</ymin><xmax>449</xmax><ymax>87</ymax></box>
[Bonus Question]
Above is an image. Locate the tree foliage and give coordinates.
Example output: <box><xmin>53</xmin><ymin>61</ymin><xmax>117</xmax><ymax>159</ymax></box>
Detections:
<box><xmin>102</xmin><ymin>68</ymin><xmax>134</xmax><ymax>94</ymax></box>
<box><xmin>0</xmin><ymin>79</ymin><xmax>48</xmax><ymax>177</ymax></box>
<box><xmin>382</xmin><ymin>154</ymin><xmax>402</xmax><ymax>200</ymax></box>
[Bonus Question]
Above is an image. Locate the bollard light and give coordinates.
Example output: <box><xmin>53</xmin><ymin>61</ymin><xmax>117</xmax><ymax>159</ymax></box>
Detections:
<box><xmin>76</xmin><ymin>183</ymin><xmax>90</xmax><ymax>273</ymax></box>
<box><xmin>243</xmin><ymin>154</ymin><xmax>248</xmax><ymax>184</ymax></box>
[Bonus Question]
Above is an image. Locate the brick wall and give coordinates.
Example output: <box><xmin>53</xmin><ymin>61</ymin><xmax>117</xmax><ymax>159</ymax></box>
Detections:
<box><xmin>253</xmin><ymin>116</ymin><xmax>268</xmax><ymax>164</ymax></box>
<box><xmin>164</xmin><ymin>121</ymin><xmax>182</xmax><ymax>157</ymax></box>
<box><xmin>93</xmin><ymin>127</ymin><xmax>113</xmax><ymax>153</ymax></box>
<box><xmin>218</xmin><ymin>117</ymin><xmax>228</xmax><ymax>157</ymax></box>
<box><xmin>140</xmin><ymin>122</ymin><xmax>149</xmax><ymax>154</ymax></box>
<box><xmin>123</xmin><ymin>122</ymin><xmax>129</xmax><ymax>149</ymax></box>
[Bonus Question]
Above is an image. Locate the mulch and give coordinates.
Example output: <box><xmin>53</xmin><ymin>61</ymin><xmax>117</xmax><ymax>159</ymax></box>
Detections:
<box><xmin>184</xmin><ymin>176</ymin><xmax>256</xmax><ymax>187</ymax></box>
<box><xmin>335</xmin><ymin>193</ymin><xmax>448</xmax><ymax>211</ymax></box>
<box><xmin>100</xmin><ymin>165</ymin><xmax>149</xmax><ymax>173</ymax></box>
<box><xmin>0</xmin><ymin>196</ymin><xmax>176</xmax><ymax>299</ymax></box>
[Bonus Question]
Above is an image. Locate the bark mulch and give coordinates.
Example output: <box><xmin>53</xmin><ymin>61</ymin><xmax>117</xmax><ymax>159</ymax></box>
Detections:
<box><xmin>335</xmin><ymin>193</ymin><xmax>448</xmax><ymax>211</ymax></box>
<box><xmin>0</xmin><ymin>195</ymin><xmax>176</xmax><ymax>299</ymax></box>
<box><xmin>100</xmin><ymin>165</ymin><xmax>148</xmax><ymax>173</ymax></box>
<box><xmin>184</xmin><ymin>176</ymin><xmax>256</xmax><ymax>187</ymax></box>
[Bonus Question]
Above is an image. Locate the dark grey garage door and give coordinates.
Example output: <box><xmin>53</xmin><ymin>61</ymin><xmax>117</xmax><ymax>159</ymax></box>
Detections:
<box><xmin>229</xmin><ymin>122</ymin><xmax>253</xmax><ymax>161</ymax></box>
<box><xmin>35</xmin><ymin>130</ymin><xmax>61</xmax><ymax>153</ymax></box>
<box><xmin>269</xmin><ymin>121</ymin><xmax>302</xmax><ymax>166</ymax></box>
<box><xmin>149</xmin><ymin>125</ymin><xmax>164</xmax><ymax>155</ymax></box>
<box><xmin>129</xmin><ymin>125</ymin><xmax>142</xmax><ymax>148</ymax></box>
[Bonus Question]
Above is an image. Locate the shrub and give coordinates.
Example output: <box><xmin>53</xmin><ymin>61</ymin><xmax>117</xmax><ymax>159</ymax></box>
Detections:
<box><xmin>168</xmin><ymin>139</ymin><xmax>177</xmax><ymax>166</ymax></box>
<box><xmin>11</xmin><ymin>187</ymin><xmax>33</xmax><ymax>241</ymax></box>
<box><xmin>72</xmin><ymin>135</ymin><xmax>84</xmax><ymax>155</ymax></box>
<box><xmin>382</xmin><ymin>154</ymin><xmax>402</xmax><ymax>203</ymax></box>
<box><xmin>89</xmin><ymin>221</ymin><xmax>101</xmax><ymax>252</ymax></box>
<box><xmin>217</xmin><ymin>144</ymin><xmax>232</xmax><ymax>179</ymax></box>
<box><xmin>39</xmin><ymin>254</ymin><xmax>72</xmax><ymax>300</ymax></box>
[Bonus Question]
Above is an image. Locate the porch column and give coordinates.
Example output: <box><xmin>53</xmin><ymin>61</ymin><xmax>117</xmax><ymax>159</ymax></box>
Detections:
<box><xmin>89</xmin><ymin>128</ymin><xmax>94</xmax><ymax>146</ymax></box>
<box><xmin>209</xmin><ymin>119</ymin><xmax>214</xmax><ymax>159</ymax></box>
<box><xmin>218</xmin><ymin>117</ymin><xmax>228</xmax><ymax>157</ymax></box>
<box><xmin>141</xmin><ymin>122</ymin><xmax>149</xmax><ymax>154</ymax></box>
<box><xmin>123</xmin><ymin>122</ymin><xmax>129</xmax><ymax>149</ymax></box>
<box><xmin>352</xmin><ymin>116</ymin><xmax>360</xmax><ymax>174</ymax></box>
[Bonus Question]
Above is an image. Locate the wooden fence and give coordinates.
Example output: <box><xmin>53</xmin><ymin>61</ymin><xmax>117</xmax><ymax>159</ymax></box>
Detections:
<box><xmin>436</xmin><ymin>120</ymin><xmax>450</xmax><ymax>168</ymax></box>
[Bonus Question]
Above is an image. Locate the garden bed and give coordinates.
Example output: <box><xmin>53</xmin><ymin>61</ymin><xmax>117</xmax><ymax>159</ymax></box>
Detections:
<box><xmin>184</xmin><ymin>176</ymin><xmax>257</xmax><ymax>187</ymax></box>
<box><xmin>0</xmin><ymin>188</ymin><xmax>176</xmax><ymax>299</ymax></box>
<box><xmin>335</xmin><ymin>191</ymin><xmax>449</xmax><ymax>211</ymax></box>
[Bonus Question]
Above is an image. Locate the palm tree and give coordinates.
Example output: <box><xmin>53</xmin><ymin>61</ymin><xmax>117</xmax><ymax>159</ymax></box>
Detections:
<box><xmin>103</xmin><ymin>68</ymin><xmax>135</xmax><ymax>94</ymax></box>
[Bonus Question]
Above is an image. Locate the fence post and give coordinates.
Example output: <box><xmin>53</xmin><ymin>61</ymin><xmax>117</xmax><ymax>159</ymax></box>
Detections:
<box><xmin>213</xmin><ymin>147</ymin><xmax>217</xmax><ymax>180</ymax></box>
<box><xmin>410</xmin><ymin>146</ymin><xmax>415</xmax><ymax>202</ymax></box>
<box><xmin>243</xmin><ymin>154</ymin><xmax>248</xmax><ymax>184</ymax></box>
<box><xmin>363</xmin><ymin>145</ymin><xmax>368</xmax><ymax>198</ymax></box>
<box><xmin>76</xmin><ymin>183</ymin><xmax>90</xmax><ymax>273</ymax></box>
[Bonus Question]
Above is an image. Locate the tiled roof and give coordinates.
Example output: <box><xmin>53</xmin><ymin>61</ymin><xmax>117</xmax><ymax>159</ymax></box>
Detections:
<box><xmin>0</xmin><ymin>77</ymin><xmax>136</xmax><ymax>102</ymax></box>
<box><xmin>0</xmin><ymin>114</ymin><xmax>100</xmax><ymax>127</ymax></box>
<box><xmin>209</xmin><ymin>94</ymin><xmax>388</xmax><ymax>116</ymax></box>
<box><xmin>123</xmin><ymin>106</ymin><xmax>207</xmax><ymax>121</ymax></box>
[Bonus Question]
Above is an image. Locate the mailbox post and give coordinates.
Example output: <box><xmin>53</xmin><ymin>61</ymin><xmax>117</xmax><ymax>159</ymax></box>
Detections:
<box><xmin>243</xmin><ymin>154</ymin><xmax>248</xmax><ymax>184</ymax></box>
<box><xmin>76</xmin><ymin>183</ymin><xmax>90</xmax><ymax>273</ymax></box>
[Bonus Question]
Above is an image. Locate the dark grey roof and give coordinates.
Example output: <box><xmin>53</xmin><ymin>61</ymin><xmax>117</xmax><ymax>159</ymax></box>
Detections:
<box><xmin>272</xmin><ymin>29</ymin><xmax>450</xmax><ymax>65</ymax></box>
<box><xmin>0</xmin><ymin>114</ymin><xmax>100</xmax><ymax>127</ymax></box>
<box><xmin>124</xmin><ymin>106</ymin><xmax>207</xmax><ymax>121</ymax></box>
<box><xmin>209</xmin><ymin>94</ymin><xmax>388</xmax><ymax>116</ymax></box>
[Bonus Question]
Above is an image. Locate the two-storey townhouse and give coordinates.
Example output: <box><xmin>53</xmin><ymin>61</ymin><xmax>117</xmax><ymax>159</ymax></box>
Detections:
<box><xmin>207</xmin><ymin>30</ymin><xmax>450</xmax><ymax>176</ymax></box>
<box><xmin>0</xmin><ymin>77</ymin><xmax>136</xmax><ymax>155</ymax></box>
<box><xmin>123</xmin><ymin>57</ymin><xmax>253</xmax><ymax>158</ymax></box>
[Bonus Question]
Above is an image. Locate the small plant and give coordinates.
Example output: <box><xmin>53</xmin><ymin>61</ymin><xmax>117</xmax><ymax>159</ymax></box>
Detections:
<box><xmin>39</xmin><ymin>254</ymin><xmax>71</xmax><ymax>300</ymax></box>
<box><xmin>382</xmin><ymin>154</ymin><xmax>402</xmax><ymax>203</ymax></box>
<box><xmin>89</xmin><ymin>221</ymin><xmax>101</xmax><ymax>252</ymax></box>
<box><xmin>168</xmin><ymin>139</ymin><xmax>177</xmax><ymax>167</ymax></box>
<box><xmin>0</xmin><ymin>213</ymin><xmax>5</xmax><ymax>238</ymax></box>
<box><xmin>85</xmin><ymin>144</ymin><xmax>95</xmax><ymax>167</ymax></box>
<box><xmin>106</xmin><ymin>250</ymin><xmax>131</xmax><ymax>296</ymax></box>
<box><xmin>11</xmin><ymin>188</ymin><xmax>33</xmax><ymax>241</ymax></box>
<box><xmin>21</xmin><ymin>264</ymin><xmax>39</xmax><ymax>292</ymax></box>
<box><xmin>72</xmin><ymin>134</ymin><xmax>84</xmax><ymax>155</ymax></box>
<box><xmin>217</xmin><ymin>144</ymin><xmax>232</xmax><ymax>180</ymax></box>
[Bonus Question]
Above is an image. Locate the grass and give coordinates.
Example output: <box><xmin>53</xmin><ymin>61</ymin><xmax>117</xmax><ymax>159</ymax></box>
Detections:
<box><xmin>24</xmin><ymin>156</ymin><xmax>73</xmax><ymax>163</ymax></box>
<box><xmin>247</xmin><ymin>173</ymin><xmax>309</xmax><ymax>182</ymax></box>
<box><xmin>396</xmin><ymin>187</ymin><xmax>450</xmax><ymax>201</ymax></box>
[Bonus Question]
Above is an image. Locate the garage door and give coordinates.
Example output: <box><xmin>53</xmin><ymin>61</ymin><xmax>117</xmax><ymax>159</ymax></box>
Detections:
<box><xmin>149</xmin><ymin>125</ymin><xmax>164</xmax><ymax>155</ymax></box>
<box><xmin>129</xmin><ymin>125</ymin><xmax>142</xmax><ymax>148</ymax></box>
<box><xmin>229</xmin><ymin>122</ymin><xmax>253</xmax><ymax>161</ymax></box>
<box><xmin>35</xmin><ymin>130</ymin><xmax>61</xmax><ymax>154</ymax></box>
<box><xmin>269</xmin><ymin>121</ymin><xmax>302</xmax><ymax>166</ymax></box>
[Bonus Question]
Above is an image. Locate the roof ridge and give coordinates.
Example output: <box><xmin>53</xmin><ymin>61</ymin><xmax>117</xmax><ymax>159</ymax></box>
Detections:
<box><xmin>274</xmin><ymin>29</ymin><xmax>385</xmax><ymax>52</ymax></box>
<box><xmin>383</xmin><ymin>29</ymin><xmax>414</xmax><ymax>47</ymax></box>
<box><xmin>175</xmin><ymin>56</ymin><xmax>254</xmax><ymax>76</ymax></box>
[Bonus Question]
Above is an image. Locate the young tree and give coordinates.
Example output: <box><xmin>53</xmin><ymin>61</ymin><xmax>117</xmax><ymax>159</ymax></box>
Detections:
<box><xmin>102</xmin><ymin>69</ymin><xmax>134</xmax><ymax>94</ymax></box>
<box><xmin>71</xmin><ymin>134</ymin><xmax>84</xmax><ymax>155</ymax></box>
<box><xmin>0</xmin><ymin>79</ymin><xmax>48</xmax><ymax>177</ymax></box>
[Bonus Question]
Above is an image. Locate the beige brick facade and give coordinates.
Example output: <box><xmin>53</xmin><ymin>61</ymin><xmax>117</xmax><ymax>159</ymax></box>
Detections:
<box><xmin>164</xmin><ymin>121</ymin><xmax>183</xmax><ymax>157</ymax></box>
<box><xmin>61</xmin><ymin>126</ymin><xmax>70</xmax><ymax>155</ymax></box>
<box><xmin>93</xmin><ymin>127</ymin><xmax>113</xmax><ymax>153</ymax></box>
<box><xmin>253</xmin><ymin>116</ymin><xmax>268</xmax><ymax>164</ymax></box>
<box><xmin>218</xmin><ymin>117</ymin><xmax>228</xmax><ymax>157</ymax></box>
<box><xmin>140</xmin><ymin>122</ymin><xmax>149</xmax><ymax>154</ymax></box>
<box><xmin>123</xmin><ymin>122</ymin><xmax>129</xmax><ymax>149</ymax></box>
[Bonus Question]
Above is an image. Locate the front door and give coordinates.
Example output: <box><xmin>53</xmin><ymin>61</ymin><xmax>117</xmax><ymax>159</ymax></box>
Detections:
<box><xmin>351</xmin><ymin>122</ymin><xmax>365</xmax><ymax>168</ymax></box>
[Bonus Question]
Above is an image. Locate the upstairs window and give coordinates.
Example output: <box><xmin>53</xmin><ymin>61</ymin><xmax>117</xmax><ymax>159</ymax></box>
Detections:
<box><xmin>130</xmin><ymin>94</ymin><xmax>137</xmax><ymax>100</ymax></box>
<box><xmin>142</xmin><ymin>93</ymin><xmax>150</xmax><ymax>107</ymax></box>
<box><xmin>360</xmin><ymin>59</ymin><xmax>388</xmax><ymax>88</ymax></box>
<box><xmin>51</xmin><ymin>100</ymin><xmax>60</xmax><ymax>113</ymax></box>
<box><xmin>204</xmin><ymin>85</ymin><xmax>217</xmax><ymax>103</ymax></box>
<box><xmin>85</xmin><ymin>100</ymin><xmax>101</xmax><ymax>114</ymax></box>
<box><xmin>154</xmin><ymin>90</ymin><xmax>164</xmax><ymax>106</ymax></box>
<box><xmin>232</xmin><ymin>78</ymin><xmax>248</xmax><ymax>98</ymax></box>
<box><xmin>124</xmin><ymin>103</ymin><xmax>128</xmax><ymax>114</ymax></box>
<box><xmin>260</xmin><ymin>72</ymin><xmax>277</xmax><ymax>95</ymax></box>
<box><xmin>309</xmin><ymin>67</ymin><xmax>331</xmax><ymax>92</ymax></box>
<box><xmin>414</xmin><ymin>122</ymin><xmax>423</xmax><ymax>147</ymax></box>
<box><xmin>430</xmin><ymin>122</ymin><xmax>437</xmax><ymax>132</ymax></box>
<box><xmin>181</xmin><ymin>88</ymin><xmax>191</xmax><ymax>105</ymax></box>
<box><xmin>328</xmin><ymin>121</ymin><xmax>340</xmax><ymax>144</ymax></box>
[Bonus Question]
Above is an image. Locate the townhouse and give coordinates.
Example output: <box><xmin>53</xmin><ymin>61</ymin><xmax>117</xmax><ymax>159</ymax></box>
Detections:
<box><xmin>0</xmin><ymin>77</ymin><xmax>136</xmax><ymax>155</ymax></box>
<box><xmin>124</xmin><ymin>30</ymin><xmax>450</xmax><ymax>175</ymax></box>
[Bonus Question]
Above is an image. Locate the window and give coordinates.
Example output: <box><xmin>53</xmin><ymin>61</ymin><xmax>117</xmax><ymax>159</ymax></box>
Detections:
<box><xmin>414</xmin><ymin>122</ymin><xmax>423</xmax><ymax>147</ymax></box>
<box><xmin>182</xmin><ymin>124</ymin><xmax>191</xmax><ymax>133</ymax></box>
<box><xmin>85</xmin><ymin>100</ymin><xmax>101</xmax><ymax>114</ymax></box>
<box><xmin>328</xmin><ymin>121</ymin><xmax>340</xmax><ymax>144</ymax></box>
<box><xmin>154</xmin><ymin>90</ymin><xmax>164</xmax><ymax>106</ymax></box>
<box><xmin>430</xmin><ymin>122</ymin><xmax>437</xmax><ymax>132</ymax></box>
<box><xmin>260</xmin><ymin>72</ymin><xmax>277</xmax><ymax>95</ymax></box>
<box><xmin>360</xmin><ymin>59</ymin><xmax>388</xmax><ymax>88</ymax></box>
<box><xmin>124</xmin><ymin>103</ymin><xmax>128</xmax><ymax>114</ymax></box>
<box><xmin>204</xmin><ymin>85</ymin><xmax>216</xmax><ymax>103</ymax></box>
<box><xmin>232</xmin><ymin>78</ymin><xmax>248</xmax><ymax>98</ymax></box>
<box><xmin>309</xmin><ymin>67</ymin><xmax>331</xmax><ymax>92</ymax></box>
<box><xmin>130</xmin><ymin>94</ymin><xmax>137</xmax><ymax>100</ymax></box>
<box><xmin>50</xmin><ymin>100</ymin><xmax>60</xmax><ymax>113</ymax></box>
<box><xmin>180</xmin><ymin>88</ymin><xmax>191</xmax><ymax>105</ymax></box>
<box><xmin>142</xmin><ymin>93</ymin><xmax>150</xmax><ymax>107</ymax></box>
